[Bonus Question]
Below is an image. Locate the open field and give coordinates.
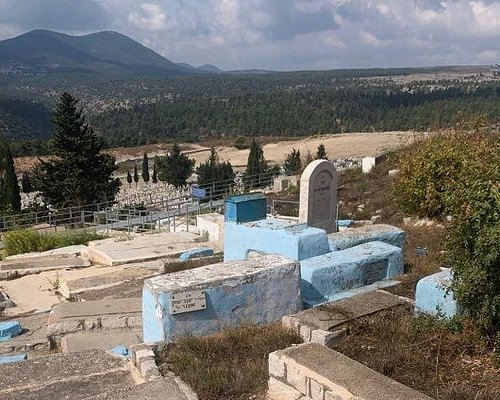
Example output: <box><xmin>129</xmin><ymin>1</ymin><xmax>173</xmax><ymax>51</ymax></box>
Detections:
<box><xmin>13</xmin><ymin>131</ymin><xmax>412</xmax><ymax>174</ymax></box>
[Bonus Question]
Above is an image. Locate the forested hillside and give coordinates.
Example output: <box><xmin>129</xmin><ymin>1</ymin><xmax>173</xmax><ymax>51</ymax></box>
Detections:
<box><xmin>1</xmin><ymin>66</ymin><xmax>500</xmax><ymax>154</ymax></box>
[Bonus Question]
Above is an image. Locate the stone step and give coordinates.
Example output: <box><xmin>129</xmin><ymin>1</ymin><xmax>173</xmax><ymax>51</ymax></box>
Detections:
<box><xmin>61</xmin><ymin>329</ymin><xmax>142</xmax><ymax>353</ymax></box>
<box><xmin>47</xmin><ymin>298</ymin><xmax>142</xmax><ymax>337</ymax></box>
<box><xmin>0</xmin><ymin>350</ymin><xmax>135</xmax><ymax>400</ymax></box>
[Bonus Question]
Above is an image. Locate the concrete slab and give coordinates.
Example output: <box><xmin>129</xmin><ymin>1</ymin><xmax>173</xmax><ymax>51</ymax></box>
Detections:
<box><xmin>4</xmin><ymin>245</ymin><xmax>88</xmax><ymax>260</ymax></box>
<box><xmin>289</xmin><ymin>290</ymin><xmax>408</xmax><ymax>332</ymax></box>
<box><xmin>269</xmin><ymin>343</ymin><xmax>432</xmax><ymax>400</ymax></box>
<box><xmin>47</xmin><ymin>298</ymin><xmax>142</xmax><ymax>336</ymax></box>
<box><xmin>85</xmin><ymin>231</ymin><xmax>209</xmax><ymax>266</ymax></box>
<box><xmin>59</xmin><ymin>266</ymin><xmax>159</xmax><ymax>298</ymax></box>
<box><xmin>61</xmin><ymin>329</ymin><xmax>142</xmax><ymax>353</ymax></box>
<box><xmin>85</xmin><ymin>377</ymin><xmax>194</xmax><ymax>400</ymax></box>
<box><xmin>1</xmin><ymin>265</ymin><xmax>130</xmax><ymax>315</ymax></box>
<box><xmin>0</xmin><ymin>255</ymin><xmax>91</xmax><ymax>279</ymax></box>
<box><xmin>0</xmin><ymin>350</ymin><xmax>134</xmax><ymax>400</ymax></box>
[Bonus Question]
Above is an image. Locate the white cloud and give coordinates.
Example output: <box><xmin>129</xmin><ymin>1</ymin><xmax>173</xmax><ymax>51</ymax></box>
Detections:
<box><xmin>1</xmin><ymin>0</ymin><xmax>500</xmax><ymax>70</ymax></box>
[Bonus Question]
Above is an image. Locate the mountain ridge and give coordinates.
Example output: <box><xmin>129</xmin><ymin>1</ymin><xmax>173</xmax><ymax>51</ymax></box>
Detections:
<box><xmin>0</xmin><ymin>29</ymin><xmax>199</xmax><ymax>78</ymax></box>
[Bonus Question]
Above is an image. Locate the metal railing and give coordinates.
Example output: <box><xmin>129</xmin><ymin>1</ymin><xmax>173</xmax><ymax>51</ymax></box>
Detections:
<box><xmin>0</xmin><ymin>170</ymin><xmax>299</xmax><ymax>234</ymax></box>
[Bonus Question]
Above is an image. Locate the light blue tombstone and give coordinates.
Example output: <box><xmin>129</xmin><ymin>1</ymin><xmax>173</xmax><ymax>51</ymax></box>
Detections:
<box><xmin>179</xmin><ymin>247</ymin><xmax>214</xmax><ymax>261</ymax></box>
<box><xmin>415</xmin><ymin>269</ymin><xmax>458</xmax><ymax>318</ymax></box>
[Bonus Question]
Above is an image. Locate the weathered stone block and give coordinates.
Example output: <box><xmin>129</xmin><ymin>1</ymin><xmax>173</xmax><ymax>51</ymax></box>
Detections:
<box><xmin>309</xmin><ymin>378</ymin><xmax>326</xmax><ymax>400</ymax></box>
<box><xmin>143</xmin><ymin>255</ymin><xmax>302</xmax><ymax>343</ymax></box>
<box><xmin>269</xmin><ymin>351</ymin><xmax>286</xmax><ymax>378</ymax></box>
<box><xmin>286</xmin><ymin>363</ymin><xmax>308</xmax><ymax>394</ymax></box>
<box><xmin>268</xmin><ymin>377</ymin><xmax>303</xmax><ymax>400</ymax></box>
<box><xmin>300</xmin><ymin>241</ymin><xmax>403</xmax><ymax>306</ymax></box>
<box><xmin>328</xmin><ymin>224</ymin><xmax>406</xmax><ymax>251</ymax></box>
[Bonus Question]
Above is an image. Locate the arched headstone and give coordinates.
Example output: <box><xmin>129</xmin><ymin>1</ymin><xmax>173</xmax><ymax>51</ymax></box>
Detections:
<box><xmin>299</xmin><ymin>160</ymin><xmax>338</xmax><ymax>233</ymax></box>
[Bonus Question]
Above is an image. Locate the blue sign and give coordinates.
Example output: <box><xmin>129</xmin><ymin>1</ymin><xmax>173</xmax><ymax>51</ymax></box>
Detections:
<box><xmin>191</xmin><ymin>187</ymin><xmax>207</xmax><ymax>199</ymax></box>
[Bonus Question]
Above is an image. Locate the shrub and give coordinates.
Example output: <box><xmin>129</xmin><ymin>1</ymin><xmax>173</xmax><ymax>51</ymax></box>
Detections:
<box><xmin>2</xmin><ymin>229</ymin><xmax>106</xmax><ymax>256</ymax></box>
<box><xmin>392</xmin><ymin>128</ymin><xmax>500</xmax><ymax>333</ymax></box>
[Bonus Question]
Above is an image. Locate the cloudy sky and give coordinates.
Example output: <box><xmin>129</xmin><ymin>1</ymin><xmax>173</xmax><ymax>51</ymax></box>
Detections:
<box><xmin>0</xmin><ymin>0</ymin><xmax>499</xmax><ymax>71</ymax></box>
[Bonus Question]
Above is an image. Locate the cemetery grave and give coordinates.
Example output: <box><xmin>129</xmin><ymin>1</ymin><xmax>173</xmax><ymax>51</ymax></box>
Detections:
<box><xmin>0</xmin><ymin>152</ymin><xmax>497</xmax><ymax>400</ymax></box>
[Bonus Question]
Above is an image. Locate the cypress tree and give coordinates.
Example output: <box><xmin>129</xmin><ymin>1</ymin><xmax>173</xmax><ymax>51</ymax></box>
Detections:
<box><xmin>142</xmin><ymin>152</ymin><xmax>150</xmax><ymax>183</ymax></box>
<box><xmin>245</xmin><ymin>139</ymin><xmax>269</xmax><ymax>188</ymax></box>
<box><xmin>152</xmin><ymin>161</ymin><xmax>158</xmax><ymax>184</ymax></box>
<box><xmin>196</xmin><ymin>147</ymin><xmax>235</xmax><ymax>196</ymax></box>
<box><xmin>133</xmin><ymin>164</ymin><xmax>139</xmax><ymax>188</ymax></box>
<box><xmin>21</xmin><ymin>171</ymin><xmax>33</xmax><ymax>193</ymax></box>
<box><xmin>126</xmin><ymin>170</ymin><xmax>132</xmax><ymax>188</ymax></box>
<box><xmin>33</xmin><ymin>92</ymin><xmax>120</xmax><ymax>207</ymax></box>
<box><xmin>0</xmin><ymin>138</ymin><xmax>21</xmax><ymax>212</ymax></box>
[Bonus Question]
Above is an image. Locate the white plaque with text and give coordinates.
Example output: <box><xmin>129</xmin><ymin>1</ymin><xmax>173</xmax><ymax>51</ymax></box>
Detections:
<box><xmin>170</xmin><ymin>290</ymin><xmax>207</xmax><ymax>315</ymax></box>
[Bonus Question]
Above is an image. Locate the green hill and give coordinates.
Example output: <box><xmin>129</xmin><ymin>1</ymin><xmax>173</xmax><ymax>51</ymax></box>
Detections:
<box><xmin>0</xmin><ymin>29</ymin><xmax>193</xmax><ymax>78</ymax></box>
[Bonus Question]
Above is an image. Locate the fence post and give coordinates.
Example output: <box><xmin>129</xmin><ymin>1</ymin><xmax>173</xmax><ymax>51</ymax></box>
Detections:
<box><xmin>186</xmin><ymin>204</ymin><xmax>189</xmax><ymax>232</ymax></box>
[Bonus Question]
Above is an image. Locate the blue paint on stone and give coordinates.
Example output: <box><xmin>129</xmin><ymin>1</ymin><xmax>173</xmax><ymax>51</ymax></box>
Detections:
<box><xmin>225</xmin><ymin>193</ymin><xmax>267</xmax><ymax>223</ymax></box>
<box><xmin>179</xmin><ymin>247</ymin><xmax>214</xmax><ymax>261</ymax></box>
<box><xmin>300</xmin><ymin>241</ymin><xmax>404</xmax><ymax>307</ymax></box>
<box><xmin>415</xmin><ymin>269</ymin><xmax>458</xmax><ymax>318</ymax></box>
<box><xmin>142</xmin><ymin>256</ymin><xmax>302</xmax><ymax>344</ymax></box>
<box><xmin>224</xmin><ymin>219</ymin><xmax>330</xmax><ymax>262</ymax></box>
<box><xmin>0</xmin><ymin>353</ymin><xmax>27</xmax><ymax>364</ymax></box>
<box><xmin>328</xmin><ymin>224</ymin><xmax>406</xmax><ymax>251</ymax></box>
<box><xmin>0</xmin><ymin>320</ymin><xmax>22</xmax><ymax>342</ymax></box>
<box><xmin>110</xmin><ymin>345</ymin><xmax>130</xmax><ymax>357</ymax></box>
<box><xmin>337</xmin><ymin>220</ymin><xmax>354</xmax><ymax>228</ymax></box>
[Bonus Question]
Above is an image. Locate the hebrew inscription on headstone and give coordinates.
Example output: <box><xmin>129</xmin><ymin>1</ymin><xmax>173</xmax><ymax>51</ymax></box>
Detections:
<box><xmin>299</xmin><ymin>160</ymin><xmax>338</xmax><ymax>233</ymax></box>
<box><xmin>169</xmin><ymin>290</ymin><xmax>207</xmax><ymax>315</ymax></box>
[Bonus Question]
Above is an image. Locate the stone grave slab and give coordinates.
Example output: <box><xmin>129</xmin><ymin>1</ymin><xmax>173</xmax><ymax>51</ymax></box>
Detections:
<box><xmin>299</xmin><ymin>159</ymin><xmax>338</xmax><ymax>233</ymax></box>
<box><xmin>328</xmin><ymin>223</ymin><xmax>406</xmax><ymax>251</ymax></box>
<box><xmin>47</xmin><ymin>297</ymin><xmax>142</xmax><ymax>336</ymax></box>
<box><xmin>268</xmin><ymin>343</ymin><xmax>432</xmax><ymax>400</ymax></box>
<box><xmin>61</xmin><ymin>329</ymin><xmax>142</xmax><ymax>353</ymax></box>
<box><xmin>0</xmin><ymin>255</ymin><xmax>91</xmax><ymax>279</ymax></box>
<box><xmin>143</xmin><ymin>255</ymin><xmax>301</xmax><ymax>343</ymax></box>
<box><xmin>0</xmin><ymin>313</ymin><xmax>51</xmax><ymax>355</ymax></box>
<box><xmin>59</xmin><ymin>265</ymin><xmax>159</xmax><ymax>298</ymax></box>
<box><xmin>0</xmin><ymin>350</ymin><xmax>134</xmax><ymax>400</ymax></box>
<box><xmin>85</xmin><ymin>231</ymin><xmax>206</xmax><ymax>266</ymax></box>
<box><xmin>288</xmin><ymin>290</ymin><xmax>408</xmax><ymax>332</ymax></box>
<box><xmin>4</xmin><ymin>245</ymin><xmax>88</xmax><ymax>260</ymax></box>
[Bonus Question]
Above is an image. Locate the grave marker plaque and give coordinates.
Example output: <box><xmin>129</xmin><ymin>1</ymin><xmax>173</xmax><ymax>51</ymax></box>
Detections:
<box><xmin>170</xmin><ymin>290</ymin><xmax>207</xmax><ymax>315</ymax></box>
<box><xmin>299</xmin><ymin>160</ymin><xmax>338</xmax><ymax>232</ymax></box>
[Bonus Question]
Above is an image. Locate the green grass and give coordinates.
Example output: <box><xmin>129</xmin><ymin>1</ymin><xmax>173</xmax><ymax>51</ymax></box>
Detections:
<box><xmin>157</xmin><ymin>324</ymin><xmax>302</xmax><ymax>400</ymax></box>
<box><xmin>2</xmin><ymin>229</ymin><xmax>106</xmax><ymax>257</ymax></box>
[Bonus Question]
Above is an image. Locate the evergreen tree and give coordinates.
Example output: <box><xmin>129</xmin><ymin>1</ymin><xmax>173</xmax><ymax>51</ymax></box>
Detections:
<box><xmin>21</xmin><ymin>171</ymin><xmax>33</xmax><ymax>193</ymax></box>
<box><xmin>245</xmin><ymin>139</ymin><xmax>268</xmax><ymax>177</ymax></box>
<box><xmin>126</xmin><ymin>170</ymin><xmax>132</xmax><ymax>188</ymax></box>
<box><xmin>133</xmin><ymin>164</ymin><xmax>139</xmax><ymax>188</ymax></box>
<box><xmin>142</xmin><ymin>152</ymin><xmax>150</xmax><ymax>183</ymax></box>
<box><xmin>316</xmin><ymin>143</ymin><xmax>328</xmax><ymax>160</ymax></box>
<box><xmin>33</xmin><ymin>93</ymin><xmax>120</xmax><ymax>208</ymax></box>
<box><xmin>0</xmin><ymin>138</ymin><xmax>21</xmax><ymax>212</ymax></box>
<box><xmin>156</xmin><ymin>143</ymin><xmax>194</xmax><ymax>188</ymax></box>
<box><xmin>245</xmin><ymin>139</ymin><xmax>269</xmax><ymax>188</ymax></box>
<box><xmin>283</xmin><ymin>148</ymin><xmax>302</xmax><ymax>173</ymax></box>
<box><xmin>152</xmin><ymin>161</ymin><xmax>158</xmax><ymax>184</ymax></box>
<box><xmin>196</xmin><ymin>147</ymin><xmax>235</xmax><ymax>197</ymax></box>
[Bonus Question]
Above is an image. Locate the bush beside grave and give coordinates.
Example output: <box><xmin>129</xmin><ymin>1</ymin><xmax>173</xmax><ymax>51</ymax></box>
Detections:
<box><xmin>392</xmin><ymin>127</ymin><xmax>500</xmax><ymax>333</ymax></box>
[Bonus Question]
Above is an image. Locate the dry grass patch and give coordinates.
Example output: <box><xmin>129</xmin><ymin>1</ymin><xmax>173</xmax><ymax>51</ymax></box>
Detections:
<box><xmin>157</xmin><ymin>323</ymin><xmax>302</xmax><ymax>400</ymax></box>
<box><xmin>334</xmin><ymin>308</ymin><xmax>500</xmax><ymax>400</ymax></box>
